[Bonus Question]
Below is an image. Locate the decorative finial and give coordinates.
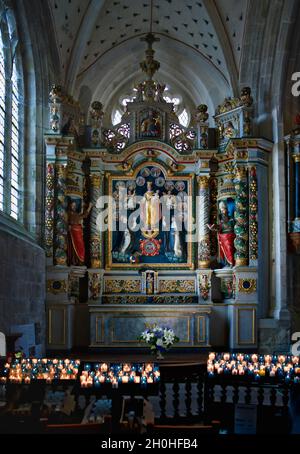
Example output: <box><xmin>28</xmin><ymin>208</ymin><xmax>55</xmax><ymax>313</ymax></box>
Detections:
<box><xmin>140</xmin><ymin>33</ymin><xmax>160</xmax><ymax>80</ymax></box>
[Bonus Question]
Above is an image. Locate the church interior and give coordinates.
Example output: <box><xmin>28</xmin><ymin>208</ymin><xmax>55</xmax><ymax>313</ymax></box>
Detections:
<box><xmin>0</xmin><ymin>0</ymin><xmax>300</xmax><ymax>438</ymax></box>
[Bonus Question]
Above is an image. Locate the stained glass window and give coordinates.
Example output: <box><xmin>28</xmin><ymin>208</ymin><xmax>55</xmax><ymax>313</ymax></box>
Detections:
<box><xmin>0</xmin><ymin>31</ymin><xmax>5</xmax><ymax>212</ymax></box>
<box><xmin>0</xmin><ymin>15</ymin><xmax>23</xmax><ymax>222</ymax></box>
<box><xmin>10</xmin><ymin>61</ymin><xmax>20</xmax><ymax>219</ymax></box>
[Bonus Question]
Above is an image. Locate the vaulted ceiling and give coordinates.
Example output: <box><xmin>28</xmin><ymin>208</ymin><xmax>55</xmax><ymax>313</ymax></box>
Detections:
<box><xmin>48</xmin><ymin>0</ymin><xmax>249</xmax><ymax>119</ymax></box>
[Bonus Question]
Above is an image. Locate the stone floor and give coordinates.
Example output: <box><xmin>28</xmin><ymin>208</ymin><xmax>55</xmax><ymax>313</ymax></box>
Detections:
<box><xmin>46</xmin><ymin>349</ymin><xmax>208</xmax><ymax>365</ymax></box>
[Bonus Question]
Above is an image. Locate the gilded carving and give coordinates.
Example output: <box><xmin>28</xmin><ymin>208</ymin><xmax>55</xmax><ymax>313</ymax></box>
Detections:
<box><xmin>159</xmin><ymin>280</ymin><xmax>195</xmax><ymax>293</ymax></box>
<box><xmin>103</xmin><ymin>296</ymin><xmax>147</xmax><ymax>304</ymax></box>
<box><xmin>54</xmin><ymin>163</ymin><xmax>68</xmax><ymax>266</ymax></box>
<box><xmin>45</xmin><ymin>163</ymin><xmax>55</xmax><ymax>258</ymax></box>
<box><xmin>152</xmin><ymin>296</ymin><xmax>195</xmax><ymax>304</ymax></box>
<box><xmin>89</xmin><ymin>273</ymin><xmax>102</xmax><ymax>300</ymax></box>
<box><xmin>238</xmin><ymin>278</ymin><xmax>257</xmax><ymax>293</ymax></box>
<box><xmin>215</xmin><ymin>87</ymin><xmax>253</xmax><ymax>115</ymax></box>
<box><xmin>193</xmin><ymin>104</ymin><xmax>209</xmax><ymax>123</ymax></box>
<box><xmin>209</xmin><ymin>177</ymin><xmax>218</xmax><ymax>258</ymax></box>
<box><xmin>197</xmin><ymin>176</ymin><xmax>209</xmax><ymax>189</ymax></box>
<box><xmin>90</xmin><ymin>173</ymin><xmax>103</xmax><ymax>268</ymax></box>
<box><xmin>234</xmin><ymin>166</ymin><xmax>249</xmax><ymax>266</ymax></box>
<box><xmin>249</xmin><ymin>167</ymin><xmax>258</xmax><ymax>260</ymax></box>
<box><xmin>47</xmin><ymin>279</ymin><xmax>67</xmax><ymax>295</ymax></box>
<box><xmin>104</xmin><ymin>279</ymin><xmax>141</xmax><ymax>294</ymax></box>
<box><xmin>199</xmin><ymin>274</ymin><xmax>211</xmax><ymax>301</ymax></box>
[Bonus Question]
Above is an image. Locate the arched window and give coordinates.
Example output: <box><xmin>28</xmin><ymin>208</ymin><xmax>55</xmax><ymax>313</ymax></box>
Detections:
<box><xmin>112</xmin><ymin>108</ymin><xmax>123</xmax><ymax>126</ymax></box>
<box><xmin>10</xmin><ymin>61</ymin><xmax>20</xmax><ymax>219</ymax></box>
<box><xmin>178</xmin><ymin>108</ymin><xmax>189</xmax><ymax>128</ymax></box>
<box><xmin>0</xmin><ymin>31</ymin><xmax>5</xmax><ymax>212</ymax></box>
<box><xmin>0</xmin><ymin>11</ymin><xmax>23</xmax><ymax>222</ymax></box>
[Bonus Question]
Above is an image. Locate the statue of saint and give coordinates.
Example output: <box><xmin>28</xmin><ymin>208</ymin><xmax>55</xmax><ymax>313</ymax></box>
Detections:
<box><xmin>164</xmin><ymin>190</ymin><xmax>176</xmax><ymax>211</ymax></box>
<box><xmin>162</xmin><ymin>215</ymin><xmax>171</xmax><ymax>253</ymax></box>
<box><xmin>146</xmin><ymin>272</ymin><xmax>154</xmax><ymax>295</ymax></box>
<box><xmin>67</xmin><ymin>200</ymin><xmax>92</xmax><ymax>266</ymax></box>
<box><xmin>117</xmin><ymin>216</ymin><xmax>138</xmax><ymax>256</ymax></box>
<box><xmin>140</xmin><ymin>182</ymin><xmax>160</xmax><ymax>236</ymax></box>
<box><xmin>170</xmin><ymin>216</ymin><xmax>183</xmax><ymax>258</ymax></box>
<box><xmin>208</xmin><ymin>199</ymin><xmax>235</xmax><ymax>267</ymax></box>
<box><xmin>125</xmin><ymin>189</ymin><xmax>136</xmax><ymax>211</ymax></box>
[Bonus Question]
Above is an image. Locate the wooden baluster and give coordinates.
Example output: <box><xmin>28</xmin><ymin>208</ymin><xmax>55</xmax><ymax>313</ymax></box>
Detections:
<box><xmin>258</xmin><ymin>385</ymin><xmax>264</xmax><ymax>406</ymax></box>
<box><xmin>197</xmin><ymin>374</ymin><xmax>204</xmax><ymax>417</ymax></box>
<box><xmin>203</xmin><ymin>377</ymin><xmax>215</xmax><ymax>424</ymax></box>
<box><xmin>282</xmin><ymin>385</ymin><xmax>290</xmax><ymax>408</ymax></box>
<box><xmin>209</xmin><ymin>381</ymin><xmax>215</xmax><ymax>402</ymax></box>
<box><xmin>185</xmin><ymin>377</ymin><xmax>192</xmax><ymax>419</ymax></box>
<box><xmin>159</xmin><ymin>379</ymin><xmax>167</xmax><ymax>422</ymax></box>
<box><xmin>221</xmin><ymin>382</ymin><xmax>227</xmax><ymax>404</ymax></box>
<box><xmin>172</xmin><ymin>379</ymin><xmax>180</xmax><ymax>420</ymax></box>
<box><xmin>233</xmin><ymin>383</ymin><xmax>239</xmax><ymax>404</ymax></box>
<box><xmin>270</xmin><ymin>386</ymin><xmax>277</xmax><ymax>407</ymax></box>
<box><xmin>245</xmin><ymin>384</ymin><xmax>251</xmax><ymax>404</ymax></box>
<box><xmin>282</xmin><ymin>384</ymin><xmax>290</xmax><ymax>417</ymax></box>
<box><xmin>203</xmin><ymin>377</ymin><xmax>210</xmax><ymax>422</ymax></box>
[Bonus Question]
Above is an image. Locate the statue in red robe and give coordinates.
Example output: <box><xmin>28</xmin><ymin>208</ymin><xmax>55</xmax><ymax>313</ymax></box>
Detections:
<box><xmin>67</xmin><ymin>201</ymin><xmax>92</xmax><ymax>266</ymax></box>
<box><xmin>208</xmin><ymin>199</ymin><xmax>235</xmax><ymax>267</ymax></box>
<box><xmin>217</xmin><ymin>200</ymin><xmax>235</xmax><ymax>267</ymax></box>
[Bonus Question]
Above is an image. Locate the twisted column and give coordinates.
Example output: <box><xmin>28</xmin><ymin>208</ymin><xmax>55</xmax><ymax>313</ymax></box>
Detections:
<box><xmin>198</xmin><ymin>176</ymin><xmax>210</xmax><ymax>268</ymax></box>
<box><xmin>234</xmin><ymin>166</ymin><xmax>249</xmax><ymax>266</ymax></box>
<box><xmin>209</xmin><ymin>176</ymin><xmax>218</xmax><ymax>261</ymax></box>
<box><xmin>54</xmin><ymin>163</ymin><xmax>68</xmax><ymax>266</ymax></box>
<box><xmin>45</xmin><ymin>163</ymin><xmax>55</xmax><ymax>260</ymax></box>
<box><xmin>249</xmin><ymin>167</ymin><xmax>258</xmax><ymax>263</ymax></box>
<box><xmin>90</xmin><ymin>173</ymin><xmax>103</xmax><ymax>268</ymax></box>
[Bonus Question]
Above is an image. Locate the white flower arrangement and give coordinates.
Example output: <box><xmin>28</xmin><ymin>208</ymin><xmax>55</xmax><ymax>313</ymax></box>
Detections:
<box><xmin>139</xmin><ymin>325</ymin><xmax>179</xmax><ymax>355</ymax></box>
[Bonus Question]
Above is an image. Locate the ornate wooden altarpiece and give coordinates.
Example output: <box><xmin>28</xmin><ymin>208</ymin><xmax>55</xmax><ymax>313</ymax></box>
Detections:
<box><xmin>45</xmin><ymin>35</ymin><xmax>272</xmax><ymax>351</ymax></box>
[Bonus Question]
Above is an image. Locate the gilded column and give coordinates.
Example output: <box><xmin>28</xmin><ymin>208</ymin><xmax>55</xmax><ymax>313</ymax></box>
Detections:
<box><xmin>90</xmin><ymin>173</ymin><xmax>103</xmax><ymax>268</ymax></box>
<box><xmin>197</xmin><ymin>175</ymin><xmax>210</xmax><ymax>268</ymax></box>
<box><xmin>249</xmin><ymin>167</ymin><xmax>258</xmax><ymax>263</ymax></box>
<box><xmin>209</xmin><ymin>176</ymin><xmax>218</xmax><ymax>261</ymax></box>
<box><xmin>54</xmin><ymin>163</ymin><xmax>68</xmax><ymax>266</ymax></box>
<box><xmin>234</xmin><ymin>166</ymin><xmax>249</xmax><ymax>266</ymax></box>
<box><xmin>45</xmin><ymin>163</ymin><xmax>55</xmax><ymax>260</ymax></box>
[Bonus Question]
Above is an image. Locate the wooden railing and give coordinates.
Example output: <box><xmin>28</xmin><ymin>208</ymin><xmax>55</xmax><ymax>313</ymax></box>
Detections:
<box><xmin>1</xmin><ymin>362</ymin><xmax>299</xmax><ymax>433</ymax></box>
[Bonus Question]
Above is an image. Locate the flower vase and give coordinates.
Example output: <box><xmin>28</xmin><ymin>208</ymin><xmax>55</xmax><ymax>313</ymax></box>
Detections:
<box><xmin>156</xmin><ymin>350</ymin><xmax>164</xmax><ymax>360</ymax></box>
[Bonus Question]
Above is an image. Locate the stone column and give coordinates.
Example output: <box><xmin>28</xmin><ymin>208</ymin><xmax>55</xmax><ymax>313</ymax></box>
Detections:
<box><xmin>90</xmin><ymin>173</ymin><xmax>103</xmax><ymax>268</ymax></box>
<box><xmin>45</xmin><ymin>162</ymin><xmax>55</xmax><ymax>261</ymax></box>
<box><xmin>234</xmin><ymin>166</ymin><xmax>249</xmax><ymax>266</ymax></box>
<box><xmin>249</xmin><ymin>166</ymin><xmax>258</xmax><ymax>265</ymax></box>
<box><xmin>54</xmin><ymin>162</ymin><xmax>68</xmax><ymax>266</ymax></box>
<box><xmin>197</xmin><ymin>175</ymin><xmax>210</xmax><ymax>268</ymax></box>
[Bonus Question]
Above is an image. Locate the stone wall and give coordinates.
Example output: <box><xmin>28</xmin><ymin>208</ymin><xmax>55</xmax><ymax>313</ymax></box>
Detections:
<box><xmin>0</xmin><ymin>228</ymin><xmax>45</xmax><ymax>352</ymax></box>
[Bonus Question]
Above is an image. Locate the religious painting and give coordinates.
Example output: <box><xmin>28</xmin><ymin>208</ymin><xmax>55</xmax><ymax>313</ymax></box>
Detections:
<box><xmin>139</xmin><ymin>109</ymin><xmax>162</xmax><ymax>139</ymax></box>
<box><xmin>107</xmin><ymin>163</ymin><xmax>193</xmax><ymax>269</ymax></box>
